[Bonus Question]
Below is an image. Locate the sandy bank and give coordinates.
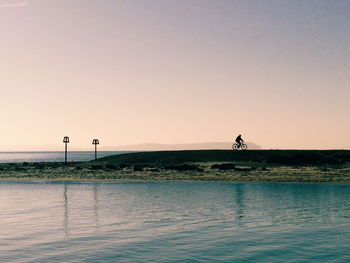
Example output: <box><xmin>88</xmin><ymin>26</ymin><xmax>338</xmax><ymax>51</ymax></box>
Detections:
<box><xmin>0</xmin><ymin>150</ymin><xmax>349</xmax><ymax>182</ymax></box>
<box><xmin>0</xmin><ymin>161</ymin><xmax>349</xmax><ymax>183</ymax></box>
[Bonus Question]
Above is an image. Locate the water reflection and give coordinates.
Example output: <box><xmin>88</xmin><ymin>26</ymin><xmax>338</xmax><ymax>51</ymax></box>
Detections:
<box><xmin>234</xmin><ymin>184</ymin><xmax>246</xmax><ymax>225</ymax></box>
<box><xmin>229</xmin><ymin>183</ymin><xmax>350</xmax><ymax>226</ymax></box>
<box><xmin>93</xmin><ymin>184</ymin><xmax>99</xmax><ymax>232</ymax></box>
<box><xmin>60</xmin><ymin>182</ymin><xmax>350</xmax><ymax>237</ymax></box>
<box><xmin>2</xmin><ymin>182</ymin><xmax>350</xmax><ymax>262</ymax></box>
<box><xmin>63</xmin><ymin>184</ymin><xmax>69</xmax><ymax>237</ymax></box>
<box><xmin>62</xmin><ymin>183</ymin><xmax>100</xmax><ymax>237</ymax></box>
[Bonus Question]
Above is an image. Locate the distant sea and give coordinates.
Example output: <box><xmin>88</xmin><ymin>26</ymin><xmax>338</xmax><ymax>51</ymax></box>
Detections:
<box><xmin>0</xmin><ymin>151</ymin><xmax>129</xmax><ymax>163</ymax></box>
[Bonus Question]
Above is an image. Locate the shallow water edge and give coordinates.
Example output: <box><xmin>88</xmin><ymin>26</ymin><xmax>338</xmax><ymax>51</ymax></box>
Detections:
<box><xmin>1</xmin><ymin>181</ymin><xmax>350</xmax><ymax>262</ymax></box>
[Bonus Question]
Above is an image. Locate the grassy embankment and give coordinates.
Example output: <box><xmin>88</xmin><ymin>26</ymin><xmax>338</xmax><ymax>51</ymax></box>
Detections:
<box><xmin>0</xmin><ymin>150</ymin><xmax>350</xmax><ymax>182</ymax></box>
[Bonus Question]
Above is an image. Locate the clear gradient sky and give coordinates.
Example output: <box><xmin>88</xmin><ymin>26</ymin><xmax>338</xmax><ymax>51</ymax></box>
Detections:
<box><xmin>1</xmin><ymin>0</ymin><xmax>349</xmax><ymax>150</ymax></box>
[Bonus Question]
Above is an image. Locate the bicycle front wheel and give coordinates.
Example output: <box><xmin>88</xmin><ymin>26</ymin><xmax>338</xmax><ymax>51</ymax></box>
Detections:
<box><xmin>241</xmin><ymin>143</ymin><xmax>248</xmax><ymax>150</ymax></box>
<box><xmin>232</xmin><ymin>143</ymin><xmax>239</xmax><ymax>150</ymax></box>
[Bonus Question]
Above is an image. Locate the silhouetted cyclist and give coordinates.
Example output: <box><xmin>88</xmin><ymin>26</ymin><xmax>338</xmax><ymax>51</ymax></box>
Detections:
<box><xmin>235</xmin><ymin>134</ymin><xmax>244</xmax><ymax>149</ymax></box>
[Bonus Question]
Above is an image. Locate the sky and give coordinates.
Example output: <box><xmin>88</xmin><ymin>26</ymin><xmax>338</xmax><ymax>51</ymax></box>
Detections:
<box><xmin>1</xmin><ymin>0</ymin><xmax>349</xmax><ymax>150</ymax></box>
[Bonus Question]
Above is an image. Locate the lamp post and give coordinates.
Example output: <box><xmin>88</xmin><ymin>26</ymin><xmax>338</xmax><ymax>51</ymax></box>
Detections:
<box><xmin>92</xmin><ymin>139</ymin><xmax>99</xmax><ymax>160</ymax></box>
<box><xmin>63</xmin><ymin>136</ymin><xmax>69</xmax><ymax>164</ymax></box>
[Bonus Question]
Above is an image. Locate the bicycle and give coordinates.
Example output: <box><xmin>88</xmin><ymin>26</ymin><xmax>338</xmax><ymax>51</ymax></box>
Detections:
<box><xmin>232</xmin><ymin>142</ymin><xmax>248</xmax><ymax>150</ymax></box>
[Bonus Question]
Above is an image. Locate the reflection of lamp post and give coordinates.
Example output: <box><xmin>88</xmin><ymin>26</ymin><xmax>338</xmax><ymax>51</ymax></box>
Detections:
<box><xmin>64</xmin><ymin>184</ymin><xmax>68</xmax><ymax>236</ymax></box>
<box><xmin>92</xmin><ymin>139</ymin><xmax>99</xmax><ymax>160</ymax></box>
<box><xmin>63</xmin><ymin>136</ymin><xmax>69</xmax><ymax>164</ymax></box>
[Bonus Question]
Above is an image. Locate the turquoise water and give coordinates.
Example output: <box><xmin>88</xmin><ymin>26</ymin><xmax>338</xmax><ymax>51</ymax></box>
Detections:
<box><xmin>1</xmin><ymin>181</ymin><xmax>350</xmax><ymax>262</ymax></box>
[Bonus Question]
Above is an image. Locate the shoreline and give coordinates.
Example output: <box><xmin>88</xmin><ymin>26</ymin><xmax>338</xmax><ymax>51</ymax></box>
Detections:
<box><xmin>1</xmin><ymin>178</ymin><xmax>350</xmax><ymax>185</ymax></box>
<box><xmin>0</xmin><ymin>150</ymin><xmax>349</xmax><ymax>183</ymax></box>
<box><xmin>1</xmin><ymin>162</ymin><xmax>349</xmax><ymax>183</ymax></box>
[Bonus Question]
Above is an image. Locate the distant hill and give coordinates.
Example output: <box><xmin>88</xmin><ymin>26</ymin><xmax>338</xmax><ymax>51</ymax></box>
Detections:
<box><xmin>101</xmin><ymin>142</ymin><xmax>261</xmax><ymax>151</ymax></box>
<box><xmin>0</xmin><ymin>142</ymin><xmax>261</xmax><ymax>152</ymax></box>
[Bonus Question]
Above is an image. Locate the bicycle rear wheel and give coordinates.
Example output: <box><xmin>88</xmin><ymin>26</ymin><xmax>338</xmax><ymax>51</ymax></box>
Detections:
<box><xmin>241</xmin><ymin>143</ymin><xmax>248</xmax><ymax>150</ymax></box>
<box><xmin>232</xmin><ymin>143</ymin><xmax>239</xmax><ymax>150</ymax></box>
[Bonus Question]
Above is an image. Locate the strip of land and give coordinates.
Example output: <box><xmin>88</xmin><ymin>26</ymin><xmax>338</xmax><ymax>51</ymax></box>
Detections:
<box><xmin>0</xmin><ymin>150</ymin><xmax>349</xmax><ymax>183</ymax></box>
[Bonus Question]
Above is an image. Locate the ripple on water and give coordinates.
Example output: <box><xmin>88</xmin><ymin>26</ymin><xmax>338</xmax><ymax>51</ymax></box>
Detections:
<box><xmin>0</xmin><ymin>182</ymin><xmax>350</xmax><ymax>262</ymax></box>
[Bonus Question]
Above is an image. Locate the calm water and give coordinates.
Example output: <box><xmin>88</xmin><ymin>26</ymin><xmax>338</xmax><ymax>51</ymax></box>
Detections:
<box><xmin>0</xmin><ymin>151</ymin><xmax>129</xmax><ymax>163</ymax></box>
<box><xmin>1</xmin><ymin>181</ymin><xmax>350</xmax><ymax>262</ymax></box>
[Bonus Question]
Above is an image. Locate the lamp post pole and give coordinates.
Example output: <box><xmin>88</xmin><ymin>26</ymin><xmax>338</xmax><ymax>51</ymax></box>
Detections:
<box><xmin>92</xmin><ymin>139</ymin><xmax>99</xmax><ymax>160</ymax></box>
<box><xmin>63</xmin><ymin>136</ymin><xmax>70</xmax><ymax>164</ymax></box>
